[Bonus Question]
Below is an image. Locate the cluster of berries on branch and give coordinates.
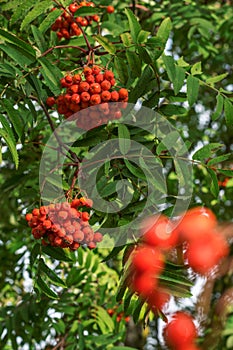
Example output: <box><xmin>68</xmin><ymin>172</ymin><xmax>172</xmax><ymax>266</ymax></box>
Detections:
<box><xmin>163</xmin><ymin>312</ymin><xmax>200</xmax><ymax>350</ymax></box>
<box><xmin>25</xmin><ymin>197</ymin><xmax>103</xmax><ymax>250</ymax></box>
<box><xmin>125</xmin><ymin>207</ymin><xmax>229</xmax><ymax>349</ymax></box>
<box><xmin>51</xmin><ymin>1</ymin><xmax>100</xmax><ymax>40</ymax></box>
<box><xmin>46</xmin><ymin>66</ymin><xmax>128</xmax><ymax>129</ymax></box>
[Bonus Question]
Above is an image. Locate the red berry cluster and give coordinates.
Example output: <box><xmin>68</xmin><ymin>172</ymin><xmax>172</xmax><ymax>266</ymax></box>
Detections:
<box><xmin>46</xmin><ymin>66</ymin><xmax>128</xmax><ymax>129</ymax></box>
<box><xmin>128</xmin><ymin>238</ymin><xmax>171</xmax><ymax>313</ymax></box>
<box><xmin>51</xmin><ymin>1</ymin><xmax>99</xmax><ymax>40</ymax></box>
<box><xmin>164</xmin><ymin>312</ymin><xmax>200</xmax><ymax>350</ymax></box>
<box><xmin>175</xmin><ymin>207</ymin><xmax>229</xmax><ymax>275</ymax></box>
<box><xmin>107</xmin><ymin>306</ymin><xmax>130</xmax><ymax>323</ymax></box>
<box><xmin>25</xmin><ymin>198</ymin><xmax>103</xmax><ymax>250</ymax></box>
<box><xmin>126</xmin><ymin>207</ymin><xmax>229</xmax><ymax>313</ymax></box>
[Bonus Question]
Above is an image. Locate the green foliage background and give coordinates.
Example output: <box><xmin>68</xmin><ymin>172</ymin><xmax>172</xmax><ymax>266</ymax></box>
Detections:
<box><xmin>0</xmin><ymin>0</ymin><xmax>233</xmax><ymax>349</ymax></box>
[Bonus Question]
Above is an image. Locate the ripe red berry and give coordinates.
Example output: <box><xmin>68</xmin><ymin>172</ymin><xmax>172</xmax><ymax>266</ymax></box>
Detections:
<box><xmin>89</xmin><ymin>83</ymin><xmax>101</xmax><ymax>94</ymax></box>
<box><xmin>90</xmin><ymin>94</ymin><xmax>101</xmax><ymax>105</ymax></box>
<box><xmin>107</xmin><ymin>5</ymin><xmax>115</xmax><ymax>14</ymax></box>
<box><xmin>73</xmin><ymin>74</ymin><xmax>81</xmax><ymax>83</ymax></box>
<box><xmin>69</xmin><ymin>3</ymin><xmax>79</xmax><ymax>13</ymax></box>
<box><xmin>95</xmin><ymin>74</ymin><xmax>104</xmax><ymax>83</ymax></box>
<box><xmin>83</xmin><ymin>66</ymin><xmax>93</xmax><ymax>76</ymax></box>
<box><xmin>92</xmin><ymin>66</ymin><xmax>101</xmax><ymax>75</ymax></box>
<box><xmin>118</xmin><ymin>88</ymin><xmax>128</xmax><ymax>100</ymax></box>
<box><xmin>163</xmin><ymin>312</ymin><xmax>197</xmax><ymax>349</ymax></box>
<box><xmin>80</xmin><ymin>92</ymin><xmax>90</xmax><ymax>102</ymax></box>
<box><xmin>132</xmin><ymin>272</ymin><xmax>157</xmax><ymax>297</ymax></box>
<box><xmin>94</xmin><ymin>232</ymin><xmax>103</xmax><ymax>242</ymax></box>
<box><xmin>79</xmin><ymin>81</ymin><xmax>90</xmax><ymax>92</ymax></box>
<box><xmin>175</xmin><ymin>206</ymin><xmax>217</xmax><ymax>243</ymax></box>
<box><xmin>25</xmin><ymin>213</ymin><xmax>33</xmax><ymax>221</ymax></box>
<box><xmin>101</xmin><ymin>80</ymin><xmax>111</xmax><ymax>91</ymax></box>
<box><xmin>147</xmin><ymin>288</ymin><xmax>171</xmax><ymax>313</ymax></box>
<box><xmin>46</xmin><ymin>97</ymin><xmax>56</xmax><ymax>107</ymax></box>
<box><xmin>131</xmin><ymin>246</ymin><xmax>164</xmax><ymax>274</ymax></box>
<box><xmin>141</xmin><ymin>215</ymin><xmax>178</xmax><ymax>250</ymax></box>
<box><xmin>104</xmin><ymin>70</ymin><xmax>115</xmax><ymax>81</ymax></box>
<box><xmin>101</xmin><ymin>90</ymin><xmax>111</xmax><ymax>102</ymax></box>
<box><xmin>85</xmin><ymin>75</ymin><xmax>95</xmax><ymax>84</ymax></box>
<box><xmin>71</xmin><ymin>93</ymin><xmax>80</xmax><ymax>104</ymax></box>
<box><xmin>185</xmin><ymin>232</ymin><xmax>229</xmax><ymax>275</ymax></box>
<box><xmin>70</xmin><ymin>84</ymin><xmax>79</xmax><ymax>94</ymax></box>
<box><xmin>111</xmin><ymin>91</ymin><xmax>119</xmax><ymax>102</ymax></box>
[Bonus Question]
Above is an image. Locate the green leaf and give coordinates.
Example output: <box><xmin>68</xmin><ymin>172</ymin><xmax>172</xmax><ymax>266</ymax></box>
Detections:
<box><xmin>114</xmin><ymin>56</ymin><xmax>128</xmax><ymax>85</ymax></box>
<box><xmin>156</xmin><ymin>17</ymin><xmax>172</xmax><ymax>45</ymax></box>
<box><xmin>42</xmin><ymin>246</ymin><xmax>75</xmax><ymax>262</ymax></box>
<box><xmin>30</xmin><ymin>243</ymin><xmax>41</xmax><ymax>266</ymax></box>
<box><xmin>187</xmin><ymin>75</ymin><xmax>199</xmax><ymax>106</ymax></box>
<box><xmin>0</xmin><ymin>128</ymin><xmax>19</xmax><ymax>169</ymax></box>
<box><xmin>0</xmin><ymin>28</ymin><xmax>36</xmax><ymax>57</ymax></box>
<box><xmin>31</xmin><ymin>25</ymin><xmax>47</xmax><ymax>52</ymax></box>
<box><xmin>174</xmin><ymin>66</ymin><xmax>186</xmax><ymax>95</ymax></box>
<box><xmin>129</xmin><ymin>65</ymin><xmax>154</xmax><ymax>102</ymax></box>
<box><xmin>20</xmin><ymin>1</ymin><xmax>53</xmax><ymax>30</ymax></box>
<box><xmin>224</xmin><ymin>98</ymin><xmax>233</xmax><ymax>127</ymax></box>
<box><xmin>39</xmin><ymin>8</ymin><xmax>63</xmax><ymax>34</ymax></box>
<box><xmin>208</xmin><ymin>168</ymin><xmax>219</xmax><ymax>197</ymax></box>
<box><xmin>218</xmin><ymin>169</ymin><xmax>233</xmax><ymax>177</ymax></box>
<box><xmin>159</xmin><ymin>104</ymin><xmax>187</xmax><ymax>116</ymax></box>
<box><xmin>137</xmin><ymin>46</ymin><xmax>152</xmax><ymax>65</ymax></box>
<box><xmin>212</xmin><ymin>93</ymin><xmax>224</xmax><ymax>121</ymax></box>
<box><xmin>132</xmin><ymin>298</ymin><xmax>145</xmax><ymax>323</ymax></box>
<box><xmin>120</xmin><ymin>33</ymin><xmax>132</xmax><ymax>47</ymax></box>
<box><xmin>38</xmin><ymin>258</ymin><xmax>67</xmax><ymax>288</ymax></box>
<box><xmin>124</xmin><ymin>8</ymin><xmax>141</xmax><ymax>43</ymax></box>
<box><xmin>36</xmin><ymin>275</ymin><xmax>58</xmax><ymax>299</ymax></box>
<box><xmin>206</xmin><ymin>73</ymin><xmax>228</xmax><ymax>84</ymax></box>
<box><xmin>111</xmin><ymin>347</ymin><xmax>139</xmax><ymax>350</ymax></box>
<box><xmin>92</xmin><ymin>306</ymin><xmax>115</xmax><ymax>333</ymax></box>
<box><xmin>156</xmin><ymin>131</ymin><xmax>181</xmax><ymax>155</ymax></box>
<box><xmin>93</xmin><ymin>35</ymin><xmax>116</xmax><ymax>55</ymax></box>
<box><xmin>75</xmin><ymin>6</ymin><xmax>100</xmax><ymax>16</ymax></box>
<box><xmin>2</xmin><ymin>100</ymin><xmax>24</xmax><ymax>140</ymax></box>
<box><xmin>190</xmin><ymin>62</ymin><xmax>202</xmax><ymax>75</ymax></box>
<box><xmin>0</xmin><ymin>43</ymin><xmax>35</xmax><ymax>68</ymax></box>
<box><xmin>207</xmin><ymin>153</ymin><xmax>232</xmax><ymax>166</ymax></box>
<box><xmin>124</xmin><ymin>159</ymin><xmax>146</xmax><ymax>180</ymax></box>
<box><xmin>39</xmin><ymin>57</ymin><xmax>63</xmax><ymax>95</ymax></box>
<box><xmin>98</xmin><ymin>181</ymin><xmax>117</xmax><ymax>197</ymax></box>
<box><xmin>163</xmin><ymin>55</ymin><xmax>176</xmax><ymax>83</ymax></box>
<box><xmin>118</xmin><ymin>124</ymin><xmax>131</xmax><ymax>155</ymax></box>
<box><xmin>192</xmin><ymin>143</ymin><xmax>223</xmax><ymax>161</ymax></box>
<box><xmin>126</xmin><ymin>50</ymin><xmax>141</xmax><ymax>78</ymax></box>
<box><xmin>137</xmin><ymin>30</ymin><xmax>150</xmax><ymax>44</ymax></box>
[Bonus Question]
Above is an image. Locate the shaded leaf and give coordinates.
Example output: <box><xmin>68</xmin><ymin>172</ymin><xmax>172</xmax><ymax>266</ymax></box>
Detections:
<box><xmin>93</xmin><ymin>35</ymin><xmax>116</xmax><ymax>55</ymax></box>
<box><xmin>42</xmin><ymin>246</ymin><xmax>75</xmax><ymax>262</ymax></box>
<box><xmin>114</xmin><ymin>56</ymin><xmax>128</xmax><ymax>85</ymax></box>
<box><xmin>36</xmin><ymin>275</ymin><xmax>58</xmax><ymax>299</ymax></box>
<box><xmin>126</xmin><ymin>50</ymin><xmax>141</xmax><ymax>78</ymax></box>
<box><xmin>212</xmin><ymin>93</ymin><xmax>224</xmax><ymax>121</ymax></box>
<box><xmin>157</xmin><ymin>17</ymin><xmax>172</xmax><ymax>45</ymax></box>
<box><xmin>124</xmin><ymin>8</ymin><xmax>141</xmax><ymax>42</ymax></box>
<box><xmin>187</xmin><ymin>75</ymin><xmax>199</xmax><ymax>106</ymax></box>
<box><xmin>0</xmin><ymin>128</ymin><xmax>19</xmax><ymax>168</ymax></box>
<box><xmin>224</xmin><ymin>98</ymin><xmax>233</xmax><ymax>127</ymax></box>
<box><xmin>38</xmin><ymin>258</ymin><xmax>67</xmax><ymax>288</ymax></box>
<box><xmin>118</xmin><ymin>124</ymin><xmax>131</xmax><ymax>155</ymax></box>
<box><xmin>20</xmin><ymin>1</ymin><xmax>53</xmax><ymax>30</ymax></box>
<box><xmin>192</xmin><ymin>143</ymin><xmax>223</xmax><ymax>161</ymax></box>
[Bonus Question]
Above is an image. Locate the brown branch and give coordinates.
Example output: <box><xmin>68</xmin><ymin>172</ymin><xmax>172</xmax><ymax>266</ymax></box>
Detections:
<box><xmin>41</xmin><ymin>45</ymin><xmax>87</xmax><ymax>57</ymax></box>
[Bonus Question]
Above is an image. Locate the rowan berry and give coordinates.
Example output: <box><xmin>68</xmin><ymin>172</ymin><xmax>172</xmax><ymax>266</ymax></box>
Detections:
<box><xmin>104</xmin><ymin>70</ymin><xmax>115</xmax><ymax>81</ymax></box>
<box><xmin>80</xmin><ymin>92</ymin><xmax>91</xmax><ymax>102</ymax></box>
<box><xmin>111</xmin><ymin>91</ymin><xmax>119</xmax><ymax>101</ymax></box>
<box><xmin>69</xmin><ymin>3</ymin><xmax>79</xmax><ymax>13</ymax></box>
<box><xmin>79</xmin><ymin>81</ymin><xmax>90</xmax><ymax>92</ymax></box>
<box><xmin>101</xmin><ymin>80</ymin><xmax>111</xmax><ymax>91</ymax></box>
<box><xmin>107</xmin><ymin>6</ymin><xmax>115</xmax><ymax>14</ymax></box>
<box><xmin>132</xmin><ymin>272</ymin><xmax>156</xmax><ymax>297</ymax></box>
<box><xmin>101</xmin><ymin>91</ymin><xmax>111</xmax><ymax>102</ymax></box>
<box><xmin>141</xmin><ymin>215</ymin><xmax>178</xmax><ymax>250</ymax></box>
<box><xmin>118</xmin><ymin>88</ymin><xmax>128</xmax><ymax>100</ymax></box>
<box><xmin>95</xmin><ymin>74</ymin><xmax>104</xmax><ymax>83</ymax></box>
<box><xmin>163</xmin><ymin>312</ymin><xmax>197</xmax><ymax>349</ymax></box>
<box><xmin>90</xmin><ymin>94</ymin><xmax>101</xmax><ymax>105</ymax></box>
<box><xmin>46</xmin><ymin>97</ymin><xmax>56</xmax><ymax>107</ymax></box>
